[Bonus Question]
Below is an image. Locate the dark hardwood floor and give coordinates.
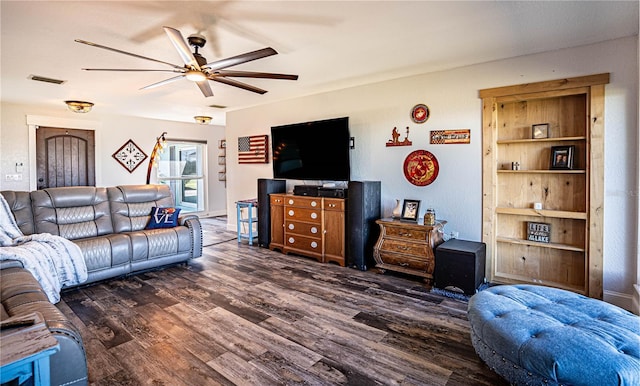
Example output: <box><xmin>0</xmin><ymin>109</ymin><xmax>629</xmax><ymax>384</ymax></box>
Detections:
<box><xmin>58</xmin><ymin>219</ymin><xmax>506</xmax><ymax>386</ymax></box>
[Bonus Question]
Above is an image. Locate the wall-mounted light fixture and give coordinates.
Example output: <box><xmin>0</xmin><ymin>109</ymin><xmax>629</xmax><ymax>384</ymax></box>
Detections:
<box><xmin>194</xmin><ymin>115</ymin><xmax>212</xmax><ymax>125</ymax></box>
<box><xmin>65</xmin><ymin>100</ymin><xmax>94</xmax><ymax>113</ymax></box>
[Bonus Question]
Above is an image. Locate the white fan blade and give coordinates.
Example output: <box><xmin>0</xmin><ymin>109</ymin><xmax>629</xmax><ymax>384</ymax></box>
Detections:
<box><xmin>163</xmin><ymin>26</ymin><xmax>201</xmax><ymax>70</ymax></box>
<box><xmin>140</xmin><ymin>75</ymin><xmax>185</xmax><ymax>90</ymax></box>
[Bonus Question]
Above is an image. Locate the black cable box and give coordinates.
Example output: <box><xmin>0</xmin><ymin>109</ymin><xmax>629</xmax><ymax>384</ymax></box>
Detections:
<box><xmin>318</xmin><ymin>187</ymin><xmax>348</xmax><ymax>198</ymax></box>
<box><xmin>293</xmin><ymin>185</ymin><xmax>321</xmax><ymax>196</ymax></box>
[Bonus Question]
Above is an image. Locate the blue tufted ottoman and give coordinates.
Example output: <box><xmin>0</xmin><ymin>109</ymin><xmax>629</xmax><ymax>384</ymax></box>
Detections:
<box><xmin>467</xmin><ymin>284</ymin><xmax>640</xmax><ymax>385</ymax></box>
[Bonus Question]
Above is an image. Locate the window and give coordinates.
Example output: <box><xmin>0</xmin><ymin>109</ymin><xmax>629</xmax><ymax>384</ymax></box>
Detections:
<box><xmin>156</xmin><ymin>140</ymin><xmax>206</xmax><ymax>213</ymax></box>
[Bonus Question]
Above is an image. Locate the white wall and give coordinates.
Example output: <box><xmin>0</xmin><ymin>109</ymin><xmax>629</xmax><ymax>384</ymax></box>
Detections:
<box><xmin>226</xmin><ymin>36</ymin><xmax>639</xmax><ymax>309</ymax></box>
<box><xmin>0</xmin><ymin>102</ymin><xmax>227</xmax><ymax>217</ymax></box>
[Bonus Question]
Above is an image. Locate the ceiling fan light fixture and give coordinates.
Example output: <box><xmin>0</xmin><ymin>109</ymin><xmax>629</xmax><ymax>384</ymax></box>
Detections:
<box><xmin>185</xmin><ymin>70</ymin><xmax>206</xmax><ymax>82</ymax></box>
<box><xmin>194</xmin><ymin>116</ymin><xmax>212</xmax><ymax>125</ymax></box>
<box><xmin>65</xmin><ymin>100</ymin><xmax>94</xmax><ymax>113</ymax></box>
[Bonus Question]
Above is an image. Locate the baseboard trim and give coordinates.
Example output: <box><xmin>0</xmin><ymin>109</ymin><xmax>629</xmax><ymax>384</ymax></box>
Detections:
<box><xmin>201</xmin><ymin>210</ymin><xmax>226</xmax><ymax>218</ymax></box>
<box><xmin>604</xmin><ymin>289</ymin><xmax>634</xmax><ymax>312</ymax></box>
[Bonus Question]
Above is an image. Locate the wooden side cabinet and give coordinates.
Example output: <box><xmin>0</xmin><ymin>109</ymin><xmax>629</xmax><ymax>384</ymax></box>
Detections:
<box><xmin>269</xmin><ymin>194</ymin><xmax>346</xmax><ymax>266</ymax></box>
<box><xmin>269</xmin><ymin>194</ymin><xmax>285</xmax><ymax>251</ymax></box>
<box><xmin>373</xmin><ymin>218</ymin><xmax>446</xmax><ymax>283</ymax></box>
<box><xmin>323</xmin><ymin>198</ymin><xmax>346</xmax><ymax>266</ymax></box>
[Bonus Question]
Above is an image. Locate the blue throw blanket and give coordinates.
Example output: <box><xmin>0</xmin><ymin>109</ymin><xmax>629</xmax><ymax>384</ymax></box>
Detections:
<box><xmin>0</xmin><ymin>194</ymin><xmax>87</xmax><ymax>303</ymax></box>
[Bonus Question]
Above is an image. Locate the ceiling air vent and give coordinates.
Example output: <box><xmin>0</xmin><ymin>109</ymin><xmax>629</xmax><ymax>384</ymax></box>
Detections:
<box><xmin>29</xmin><ymin>75</ymin><xmax>66</xmax><ymax>85</ymax></box>
<box><xmin>208</xmin><ymin>104</ymin><xmax>227</xmax><ymax>109</ymax></box>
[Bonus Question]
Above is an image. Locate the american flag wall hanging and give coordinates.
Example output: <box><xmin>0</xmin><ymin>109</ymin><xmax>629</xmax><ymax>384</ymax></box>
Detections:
<box><xmin>238</xmin><ymin>135</ymin><xmax>269</xmax><ymax>164</ymax></box>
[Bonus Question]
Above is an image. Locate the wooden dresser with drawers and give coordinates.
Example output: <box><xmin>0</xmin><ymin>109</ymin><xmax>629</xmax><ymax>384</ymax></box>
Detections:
<box><xmin>269</xmin><ymin>194</ymin><xmax>346</xmax><ymax>266</ymax></box>
<box><xmin>373</xmin><ymin>218</ymin><xmax>446</xmax><ymax>283</ymax></box>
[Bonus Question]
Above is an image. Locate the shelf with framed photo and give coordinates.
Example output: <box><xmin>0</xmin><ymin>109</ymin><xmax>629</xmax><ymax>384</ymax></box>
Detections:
<box><xmin>550</xmin><ymin>145</ymin><xmax>575</xmax><ymax>170</ymax></box>
<box><xmin>480</xmin><ymin>73</ymin><xmax>609</xmax><ymax>298</ymax></box>
<box><xmin>496</xmin><ymin>136</ymin><xmax>586</xmax><ymax>145</ymax></box>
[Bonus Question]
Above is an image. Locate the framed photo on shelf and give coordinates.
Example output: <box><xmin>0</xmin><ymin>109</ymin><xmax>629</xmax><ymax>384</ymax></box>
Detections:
<box><xmin>550</xmin><ymin>145</ymin><xmax>575</xmax><ymax>170</ymax></box>
<box><xmin>532</xmin><ymin>123</ymin><xmax>549</xmax><ymax>139</ymax></box>
<box><xmin>401</xmin><ymin>199</ymin><xmax>421</xmax><ymax>221</ymax></box>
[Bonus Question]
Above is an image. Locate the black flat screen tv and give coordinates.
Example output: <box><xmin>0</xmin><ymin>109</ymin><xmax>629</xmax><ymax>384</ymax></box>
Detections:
<box><xmin>271</xmin><ymin>117</ymin><xmax>350</xmax><ymax>181</ymax></box>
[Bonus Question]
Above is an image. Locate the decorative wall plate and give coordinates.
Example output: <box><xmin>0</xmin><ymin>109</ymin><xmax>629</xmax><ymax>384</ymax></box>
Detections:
<box><xmin>411</xmin><ymin>104</ymin><xmax>430</xmax><ymax>124</ymax></box>
<box><xmin>403</xmin><ymin>150</ymin><xmax>439</xmax><ymax>186</ymax></box>
<box><xmin>112</xmin><ymin>139</ymin><xmax>148</xmax><ymax>173</ymax></box>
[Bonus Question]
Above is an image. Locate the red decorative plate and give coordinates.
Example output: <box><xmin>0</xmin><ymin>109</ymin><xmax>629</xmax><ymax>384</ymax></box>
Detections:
<box><xmin>411</xmin><ymin>104</ymin><xmax>430</xmax><ymax>124</ymax></box>
<box><xmin>403</xmin><ymin>150</ymin><xmax>439</xmax><ymax>186</ymax></box>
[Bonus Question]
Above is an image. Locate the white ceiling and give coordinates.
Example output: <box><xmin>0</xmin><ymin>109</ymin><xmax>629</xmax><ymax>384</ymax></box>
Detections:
<box><xmin>1</xmin><ymin>1</ymin><xmax>638</xmax><ymax>126</ymax></box>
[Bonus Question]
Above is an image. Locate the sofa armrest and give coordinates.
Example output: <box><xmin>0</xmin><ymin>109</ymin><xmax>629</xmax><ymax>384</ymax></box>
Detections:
<box><xmin>180</xmin><ymin>215</ymin><xmax>202</xmax><ymax>258</ymax></box>
<box><xmin>178</xmin><ymin>214</ymin><xmax>198</xmax><ymax>226</ymax></box>
<box><xmin>0</xmin><ymin>259</ymin><xmax>24</xmax><ymax>270</ymax></box>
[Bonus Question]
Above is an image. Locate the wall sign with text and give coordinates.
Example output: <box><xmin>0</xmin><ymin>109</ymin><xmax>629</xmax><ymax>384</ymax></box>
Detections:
<box><xmin>527</xmin><ymin>221</ymin><xmax>551</xmax><ymax>243</ymax></box>
<box><xmin>430</xmin><ymin>129</ymin><xmax>470</xmax><ymax>144</ymax></box>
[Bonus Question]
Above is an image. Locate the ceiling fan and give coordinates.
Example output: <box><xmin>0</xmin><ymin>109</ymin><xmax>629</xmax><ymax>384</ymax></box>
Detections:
<box><xmin>75</xmin><ymin>26</ymin><xmax>298</xmax><ymax>97</ymax></box>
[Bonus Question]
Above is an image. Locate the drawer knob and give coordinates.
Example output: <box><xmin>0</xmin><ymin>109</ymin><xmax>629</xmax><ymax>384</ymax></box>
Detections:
<box><xmin>311</xmin><ymin>201</ymin><xmax>318</xmax><ymax>207</ymax></box>
<box><xmin>399</xmin><ymin>232</ymin><xmax>412</xmax><ymax>237</ymax></box>
<box><xmin>311</xmin><ymin>241</ymin><xmax>318</xmax><ymax>248</ymax></box>
<box><xmin>311</xmin><ymin>212</ymin><xmax>318</xmax><ymax>219</ymax></box>
<box><xmin>288</xmin><ymin>199</ymin><xmax>294</xmax><ymax>205</ymax></box>
<box><xmin>399</xmin><ymin>262</ymin><xmax>409</xmax><ymax>267</ymax></box>
<box><xmin>288</xmin><ymin>210</ymin><xmax>295</xmax><ymax>216</ymax></box>
<box><xmin>288</xmin><ymin>237</ymin><xmax>295</xmax><ymax>244</ymax></box>
<box><xmin>311</xmin><ymin>227</ymin><xmax>318</xmax><ymax>234</ymax></box>
<box><xmin>288</xmin><ymin>224</ymin><xmax>295</xmax><ymax>230</ymax></box>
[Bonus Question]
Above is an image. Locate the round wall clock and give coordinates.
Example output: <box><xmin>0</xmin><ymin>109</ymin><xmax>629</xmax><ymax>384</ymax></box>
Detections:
<box><xmin>403</xmin><ymin>149</ymin><xmax>439</xmax><ymax>186</ymax></box>
<box><xmin>411</xmin><ymin>104</ymin><xmax>430</xmax><ymax>124</ymax></box>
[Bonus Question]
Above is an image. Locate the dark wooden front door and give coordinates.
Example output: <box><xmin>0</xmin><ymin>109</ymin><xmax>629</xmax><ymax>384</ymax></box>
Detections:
<box><xmin>36</xmin><ymin>127</ymin><xmax>95</xmax><ymax>189</ymax></box>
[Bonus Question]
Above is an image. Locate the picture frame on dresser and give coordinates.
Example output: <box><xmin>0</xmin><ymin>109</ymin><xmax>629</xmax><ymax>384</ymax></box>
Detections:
<box><xmin>401</xmin><ymin>199</ymin><xmax>420</xmax><ymax>221</ymax></box>
<box><xmin>550</xmin><ymin>145</ymin><xmax>575</xmax><ymax>170</ymax></box>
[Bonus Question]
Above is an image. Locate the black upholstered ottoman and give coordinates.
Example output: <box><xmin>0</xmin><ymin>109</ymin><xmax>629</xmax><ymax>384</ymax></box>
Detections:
<box><xmin>468</xmin><ymin>285</ymin><xmax>640</xmax><ymax>385</ymax></box>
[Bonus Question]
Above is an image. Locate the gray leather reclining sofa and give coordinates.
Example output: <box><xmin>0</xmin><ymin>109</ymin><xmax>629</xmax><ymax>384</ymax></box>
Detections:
<box><xmin>0</xmin><ymin>184</ymin><xmax>203</xmax><ymax>386</ymax></box>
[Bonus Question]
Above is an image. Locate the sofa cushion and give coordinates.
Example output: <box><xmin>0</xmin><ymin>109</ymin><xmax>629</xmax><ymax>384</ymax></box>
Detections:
<box><xmin>0</xmin><ymin>303</ymin><xmax>9</xmax><ymax>321</ymax></box>
<box><xmin>73</xmin><ymin>234</ymin><xmax>130</xmax><ymax>272</ymax></box>
<box><xmin>0</xmin><ymin>267</ymin><xmax>73</xmax><ymax>330</ymax></box>
<box><xmin>108</xmin><ymin>185</ymin><xmax>174</xmax><ymax>233</ymax></box>
<box><xmin>127</xmin><ymin>227</ymin><xmax>192</xmax><ymax>261</ymax></box>
<box><xmin>146</xmin><ymin>207</ymin><xmax>181</xmax><ymax>229</ymax></box>
<box><xmin>31</xmin><ymin>186</ymin><xmax>113</xmax><ymax>239</ymax></box>
<box><xmin>0</xmin><ymin>191</ymin><xmax>35</xmax><ymax>235</ymax></box>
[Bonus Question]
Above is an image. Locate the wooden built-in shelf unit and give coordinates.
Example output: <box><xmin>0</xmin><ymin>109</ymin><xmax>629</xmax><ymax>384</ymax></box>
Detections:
<box><xmin>480</xmin><ymin>73</ymin><xmax>609</xmax><ymax>298</ymax></box>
